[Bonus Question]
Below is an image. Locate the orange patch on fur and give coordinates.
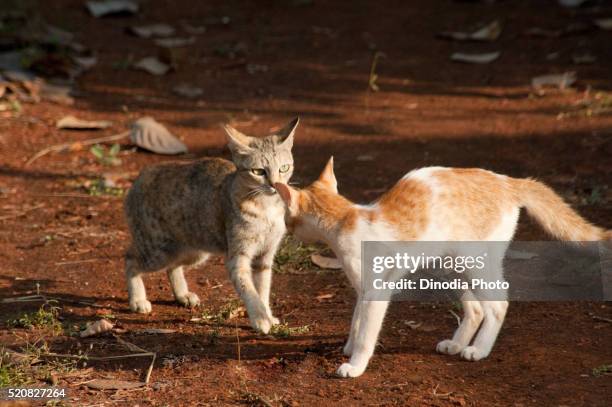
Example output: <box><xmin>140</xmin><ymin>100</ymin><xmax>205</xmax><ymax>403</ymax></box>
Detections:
<box><xmin>298</xmin><ymin>182</ymin><xmax>359</xmax><ymax>232</ymax></box>
<box><xmin>432</xmin><ymin>168</ymin><xmax>518</xmax><ymax>239</ymax></box>
<box><xmin>377</xmin><ymin>178</ymin><xmax>431</xmax><ymax>240</ymax></box>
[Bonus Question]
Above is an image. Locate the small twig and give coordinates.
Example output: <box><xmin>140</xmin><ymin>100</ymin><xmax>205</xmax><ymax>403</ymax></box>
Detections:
<box><xmin>114</xmin><ymin>335</ymin><xmax>156</xmax><ymax>384</ymax></box>
<box><xmin>1</xmin><ymin>294</ymin><xmax>102</xmax><ymax>308</ymax></box>
<box><xmin>593</xmin><ymin>315</ymin><xmax>612</xmax><ymax>324</ymax></box>
<box><xmin>43</xmin><ymin>352</ymin><xmax>152</xmax><ymax>362</ymax></box>
<box><xmin>1</xmin><ymin>294</ymin><xmax>47</xmax><ymax>303</ymax></box>
<box><xmin>0</xmin><ymin>203</ymin><xmax>45</xmax><ymax>221</ymax></box>
<box><xmin>55</xmin><ymin>259</ymin><xmax>104</xmax><ymax>266</ymax></box>
<box><xmin>26</xmin><ymin>131</ymin><xmax>129</xmax><ymax>166</ymax></box>
<box><xmin>235</xmin><ymin>319</ymin><xmax>241</xmax><ymax>364</ymax></box>
<box><xmin>432</xmin><ymin>383</ymin><xmax>452</xmax><ymax>398</ymax></box>
<box><xmin>449</xmin><ymin>309</ymin><xmax>462</xmax><ymax>327</ymax></box>
<box><xmin>29</xmin><ymin>193</ymin><xmax>107</xmax><ymax>199</ymax></box>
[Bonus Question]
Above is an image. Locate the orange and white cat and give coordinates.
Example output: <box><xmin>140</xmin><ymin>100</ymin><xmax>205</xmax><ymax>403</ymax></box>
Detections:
<box><xmin>274</xmin><ymin>157</ymin><xmax>610</xmax><ymax>378</ymax></box>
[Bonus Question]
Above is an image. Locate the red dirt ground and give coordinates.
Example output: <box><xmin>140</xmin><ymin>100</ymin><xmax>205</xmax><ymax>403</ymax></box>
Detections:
<box><xmin>1</xmin><ymin>0</ymin><xmax>611</xmax><ymax>406</ymax></box>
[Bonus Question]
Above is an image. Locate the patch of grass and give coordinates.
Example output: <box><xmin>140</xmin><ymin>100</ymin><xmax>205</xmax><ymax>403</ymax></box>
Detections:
<box><xmin>0</xmin><ymin>364</ymin><xmax>31</xmax><ymax>387</ymax></box>
<box><xmin>90</xmin><ymin>143</ymin><xmax>121</xmax><ymax>166</ymax></box>
<box><xmin>273</xmin><ymin>236</ymin><xmax>318</xmax><ymax>274</ymax></box>
<box><xmin>201</xmin><ymin>299</ymin><xmax>243</xmax><ymax>324</ymax></box>
<box><xmin>558</xmin><ymin>91</ymin><xmax>612</xmax><ymax>119</ymax></box>
<box><xmin>7</xmin><ymin>303</ymin><xmax>62</xmax><ymax>334</ymax></box>
<box><xmin>240</xmin><ymin>391</ymin><xmax>274</xmax><ymax>407</ymax></box>
<box><xmin>83</xmin><ymin>178</ymin><xmax>123</xmax><ymax>197</ymax></box>
<box><xmin>592</xmin><ymin>364</ymin><xmax>612</xmax><ymax>377</ymax></box>
<box><xmin>0</xmin><ymin>341</ymin><xmax>78</xmax><ymax>388</ymax></box>
<box><xmin>208</xmin><ymin>327</ymin><xmax>221</xmax><ymax>345</ymax></box>
<box><xmin>368</xmin><ymin>51</ymin><xmax>385</xmax><ymax>92</ymax></box>
<box><xmin>269</xmin><ymin>323</ymin><xmax>309</xmax><ymax>338</ymax></box>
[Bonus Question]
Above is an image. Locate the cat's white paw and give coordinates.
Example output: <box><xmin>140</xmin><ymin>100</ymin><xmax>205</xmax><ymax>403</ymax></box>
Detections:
<box><xmin>251</xmin><ymin>316</ymin><xmax>272</xmax><ymax>334</ymax></box>
<box><xmin>269</xmin><ymin>315</ymin><xmax>280</xmax><ymax>326</ymax></box>
<box><xmin>336</xmin><ymin>362</ymin><xmax>365</xmax><ymax>378</ymax></box>
<box><xmin>436</xmin><ymin>339</ymin><xmax>464</xmax><ymax>355</ymax></box>
<box><xmin>176</xmin><ymin>292</ymin><xmax>200</xmax><ymax>308</ymax></box>
<box><xmin>460</xmin><ymin>346</ymin><xmax>487</xmax><ymax>361</ymax></box>
<box><xmin>130</xmin><ymin>299</ymin><xmax>152</xmax><ymax>314</ymax></box>
<box><xmin>342</xmin><ymin>341</ymin><xmax>353</xmax><ymax>356</ymax></box>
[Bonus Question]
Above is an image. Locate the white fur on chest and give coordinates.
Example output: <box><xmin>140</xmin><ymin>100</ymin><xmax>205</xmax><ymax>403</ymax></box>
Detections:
<box><xmin>258</xmin><ymin>198</ymin><xmax>287</xmax><ymax>248</ymax></box>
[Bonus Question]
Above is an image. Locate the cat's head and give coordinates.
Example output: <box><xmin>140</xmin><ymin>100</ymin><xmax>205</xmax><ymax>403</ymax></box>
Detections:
<box><xmin>223</xmin><ymin>118</ymin><xmax>298</xmax><ymax>196</ymax></box>
<box><xmin>274</xmin><ymin>157</ymin><xmax>352</xmax><ymax>243</ymax></box>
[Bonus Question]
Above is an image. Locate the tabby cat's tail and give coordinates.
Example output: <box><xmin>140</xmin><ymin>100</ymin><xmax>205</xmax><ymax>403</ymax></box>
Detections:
<box><xmin>512</xmin><ymin>178</ymin><xmax>611</xmax><ymax>241</ymax></box>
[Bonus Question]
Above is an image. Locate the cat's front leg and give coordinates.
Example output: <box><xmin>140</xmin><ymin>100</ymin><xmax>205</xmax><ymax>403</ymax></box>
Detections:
<box><xmin>337</xmin><ymin>300</ymin><xmax>390</xmax><ymax>378</ymax></box>
<box><xmin>343</xmin><ymin>258</ymin><xmax>363</xmax><ymax>356</ymax></box>
<box><xmin>226</xmin><ymin>253</ymin><xmax>273</xmax><ymax>334</ymax></box>
<box><xmin>253</xmin><ymin>254</ymin><xmax>280</xmax><ymax>326</ymax></box>
<box><xmin>343</xmin><ymin>298</ymin><xmax>362</xmax><ymax>356</ymax></box>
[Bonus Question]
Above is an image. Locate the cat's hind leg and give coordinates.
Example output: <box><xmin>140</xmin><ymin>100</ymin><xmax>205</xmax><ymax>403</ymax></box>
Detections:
<box><xmin>461</xmin><ymin>257</ymin><xmax>508</xmax><ymax>361</ymax></box>
<box><xmin>125</xmin><ymin>252</ymin><xmax>152</xmax><ymax>314</ymax></box>
<box><xmin>167</xmin><ymin>252</ymin><xmax>209</xmax><ymax>308</ymax></box>
<box><xmin>436</xmin><ymin>296</ymin><xmax>483</xmax><ymax>355</ymax></box>
<box><xmin>167</xmin><ymin>266</ymin><xmax>200</xmax><ymax>308</ymax></box>
<box><xmin>461</xmin><ymin>299</ymin><xmax>508</xmax><ymax>361</ymax></box>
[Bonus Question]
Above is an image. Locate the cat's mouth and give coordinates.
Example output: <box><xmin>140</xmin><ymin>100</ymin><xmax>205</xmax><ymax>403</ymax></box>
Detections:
<box><xmin>264</xmin><ymin>186</ymin><xmax>277</xmax><ymax>195</ymax></box>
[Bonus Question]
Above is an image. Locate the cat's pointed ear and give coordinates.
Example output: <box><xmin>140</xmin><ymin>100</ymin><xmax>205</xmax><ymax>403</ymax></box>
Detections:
<box><xmin>274</xmin><ymin>117</ymin><xmax>299</xmax><ymax>149</ymax></box>
<box><xmin>223</xmin><ymin>124</ymin><xmax>254</xmax><ymax>155</ymax></box>
<box><xmin>317</xmin><ymin>156</ymin><xmax>337</xmax><ymax>193</ymax></box>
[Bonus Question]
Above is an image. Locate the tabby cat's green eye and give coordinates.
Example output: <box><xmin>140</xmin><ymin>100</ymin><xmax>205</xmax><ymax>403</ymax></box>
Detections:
<box><xmin>251</xmin><ymin>168</ymin><xmax>266</xmax><ymax>176</ymax></box>
<box><xmin>279</xmin><ymin>164</ymin><xmax>291</xmax><ymax>173</ymax></box>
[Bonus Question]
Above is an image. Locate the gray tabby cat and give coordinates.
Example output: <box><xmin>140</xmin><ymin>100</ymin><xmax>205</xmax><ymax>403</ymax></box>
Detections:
<box><xmin>124</xmin><ymin>118</ymin><xmax>299</xmax><ymax>333</ymax></box>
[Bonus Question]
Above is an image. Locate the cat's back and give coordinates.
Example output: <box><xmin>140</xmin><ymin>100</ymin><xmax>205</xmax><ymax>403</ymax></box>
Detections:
<box><xmin>378</xmin><ymin>167</ymin><xmax>519</xmax><ymax>240</ymax></box>
<box><xmin>125</xmin><ymin>157</ymin><xmax>236</xmax><ymax>251</ymax></box>
<box><xmin>130</xmin><ymin>157</ymin><xmax>235</xmax><ymax>195</ymax></box>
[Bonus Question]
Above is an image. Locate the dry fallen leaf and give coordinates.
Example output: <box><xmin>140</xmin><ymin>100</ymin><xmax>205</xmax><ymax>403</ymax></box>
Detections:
<box><xmin>182</xmin><ymin>22</ymin><xmax>206</xmax><ymax>35</ymax></box>
<box><xmin>130</xmin><ymin>24</ymin><xmax>176</xmax><ymax>38</ymax></box>
<box><xmin>80</xmin><ymin>318</ymin><xmax>114</xmax><ymax>338</ymax></box>
<box><xmin>86</xmin><ymin>0</ymin><xmax>139</xmax><ymax>18</ymax></box>
<box><xmin>558</xmin><ymin>0</ymin><xmax>589</xmax><ymax>7</ymax></box>
<box><xmin>39</xmin><ymin>82</ymin><xmax>74</xmax><ymax>105</ymax></box>
<box><xmin>72</xmin><ymin>55</ymin><xmax>98</xmax><ymax>71</ymax></box>
<box><xmin>134</xmin><ymin>57</ymin><xmax>170</xmax><ymax>76</ymax></box>
<box><xmin>524</xmin><ymin>27</ymin><xmax>562</xmax><ymax>38</ymax></box>
<box><xmin>56</xmin><ymin>115</ymin><xmax>112</xmax><ymax>130</ymax></box>
<box><xmin>311</xmin><ymin>254</ymin><xmax>342</xmax><ymax>270</ymax></box>
<box><xmin>594</xmin><ymin>18</ymin><xmax>612</xmax><ymax>30</ymax></box>
<box><xmin>86</xmin><ymin>379</ymin><xmax>145</xmax><ymax>390</ymax></box>
<box><xmin>572</xmin><ymin>53</ymin><xmax>597</xmax><ymax>65</ymax></box>
<box><xmin>155</xmin><ymin>37</ymin><xmax>196</xmax><ymax>48</ymax></box>
<box><xmin>129</xmin><ymin>116</ymin><xmax>188</xmax><ymax>154</ymax></box>
<box><xmin>532</xmin><ymin>72</ymin><xmax>576</xmax><ymax>90</ymax></box>
<box><xmin>451</xmin><ymin>51</ymin><xmax>501</xmax><ymax>64</ymax></box>
<box><xmin>439</xmin><ymin>20</ymin><xmax>502</xmax><ymax>42</ymax></box>
<box><xmin>172</xmin><ymin>83</ymin><xmax>203</xmax><ymax>99</ymax></box>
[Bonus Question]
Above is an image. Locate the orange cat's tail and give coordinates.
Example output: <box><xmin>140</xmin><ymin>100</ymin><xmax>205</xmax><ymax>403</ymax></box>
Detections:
<box><xmin>512</xmin><ymin>178</ymin><xmax>610</xmax><ymax>241</ymax></box>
